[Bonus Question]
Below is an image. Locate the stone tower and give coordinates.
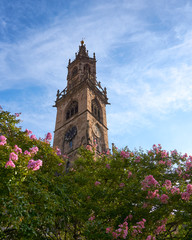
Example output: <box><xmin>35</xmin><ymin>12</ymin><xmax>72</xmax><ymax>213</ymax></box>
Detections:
<box><xmin>53</xmin><ymin>41</ymin><xmax>109</xmax><ymax>163</ymax></box>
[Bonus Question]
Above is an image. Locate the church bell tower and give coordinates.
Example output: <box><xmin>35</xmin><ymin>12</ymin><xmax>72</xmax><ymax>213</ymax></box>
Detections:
<box><xmin>53</xmin><ymin>41</ymin><xmax>109</xmax><ymax>162</ymax></box>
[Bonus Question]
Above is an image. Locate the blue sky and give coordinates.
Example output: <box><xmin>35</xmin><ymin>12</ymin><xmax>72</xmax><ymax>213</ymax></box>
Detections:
<box><xmin>1</xmin><ymin>0</ymin><xmax>192</xmax><ymax>154</ymax></box>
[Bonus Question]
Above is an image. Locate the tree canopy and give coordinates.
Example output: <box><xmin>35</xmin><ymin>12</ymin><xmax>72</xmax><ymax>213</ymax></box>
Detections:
<box><xmin>0</xmin><ymin>107</ymin><xmax>192</xmax><ymax>239</ymax></box>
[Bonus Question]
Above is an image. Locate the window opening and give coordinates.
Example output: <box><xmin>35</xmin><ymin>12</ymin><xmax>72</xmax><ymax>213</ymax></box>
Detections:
<box><xmin>66</xmin><ymin>101</ymin><xmax>78</xmax><ymax>120</ymax></box>
<box><xmin>69</xmin><ymin>140</ymin><xmax>73</xmax><ymax>148</ymax></box>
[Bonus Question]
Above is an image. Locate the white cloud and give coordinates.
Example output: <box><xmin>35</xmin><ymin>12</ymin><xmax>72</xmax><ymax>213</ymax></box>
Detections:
<box><xmin>1</xmin><ymin>0</ymin><xmax>192</xmax><ymax>153</ymax></box>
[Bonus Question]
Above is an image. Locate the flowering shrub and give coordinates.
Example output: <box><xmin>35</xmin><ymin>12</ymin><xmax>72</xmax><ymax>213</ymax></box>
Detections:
<box><xmin>0</xmin><ymin>107</ymin><xmax>192</xmax><ymax>239</ymax></box>
<box><xmin>0</xmin><ymin>108</ymin><xmax>64</xmax><ymax>239</ymax></box>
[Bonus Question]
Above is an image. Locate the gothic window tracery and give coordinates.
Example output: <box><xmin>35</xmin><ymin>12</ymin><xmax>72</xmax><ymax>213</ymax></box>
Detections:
<box><xmin>66</xmin><ymin>101</ymin><xmax>78</xmax><ymax>120</ymax></box>
<box><xmin>91</xmin><ymin>99</ymin><xmax>102</xmax><ymax>123</ymax></box>
<box><xmin>72</xmin><ymin>66</ymin><xmax>78</xmax><ymax>77</ymax></box>
<box><xmin>84</xmin><ymin>64</ymin><xmax>91</xmax><ymax>74</ymax></box>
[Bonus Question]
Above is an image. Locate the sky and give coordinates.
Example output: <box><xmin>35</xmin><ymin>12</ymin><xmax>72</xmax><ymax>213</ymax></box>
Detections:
<box><xmin>1</xmin><ymin>0</ymin><xmax>192</xmax><ymax>154</ymax></box>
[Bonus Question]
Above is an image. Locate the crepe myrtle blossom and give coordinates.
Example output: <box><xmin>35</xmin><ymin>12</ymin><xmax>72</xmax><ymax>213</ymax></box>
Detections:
<box><xmin>56</xmin><ymin>147</ymin><xmax>61</xmax><ymax>155</ymax></box>
<box><xmin>170</xmin><ymin>187</ymin><xmax>180</xmax><ymax>195</ymax></box>
<box><xmin>119</xmin><ymin>183</ymin><xmax>125</xmax><ymax>188</ymax></box>
<box><xmin>24</xmin><ymin>150</ymin><xmax>31</xmax><ymax>156</ymax></box>
<box><xmin>30</xmin><ymin>135</ymin><xmax>37</xmax><ymax>140</ymax></box>
<box><xmin>88</xmin><ymin>215</ymin><xmax>95</xmax><ymax>221</ymax></box>
<box><xmin>135</xmin><ymin>156</ymin><xmax>141</xmax><ymax>162</ymax></box>
<box><xmin>141</xmin><ymin>175</ymin><xmax>159</xmax><ymax>190</ymax></box>
<box><xmin>5</xmin><ymin>160</ymin><xmax>15</xmax><ymax>168</ymax></box>
<box><xmin>181</xmin><ymin>192</ymin><xmax>190</xmax><ymax>201</ymax></box>
<box><xmin>45</xmin><ymin>132</ymin><xmax>52</xmax><ymax>141</ymax></box>
<box><xmin>106</xmin><ymin>217</ymin><xmax>129</xmax><ymax>239</ymax></box>
<box><xmin>132</xmin><ymin>219</ymin><xmax>146</xmax><ymax>237</ymax></box>
<box><xmin>86</xmin><ymin>145</ymin><xmax>93</xmax><ymax>152</ymax></box>
<box><xmin>25</xmin><ymin>129</ymin><xmax>32</xmax><ymax>136</ymax></box>
<box><xmin>120</xmin><ymin>150</ymin><xmax>130</xmax><ymax>158</ymax></box>
<box><xmin>9</xmin><ymin>152</ymin><xmax>18</xmax><ymax>161</ymax></box>
<box><xmin>128</xmin><ymin>214</ymin><xmax>133</xmax><ymax>220</ymax></box>
<box><xmin>0</xmin><ymin>135</ymin><xmax>7</xmax><ymax>145</ymax></box>
<box><xmin>29</xmin><ymin>146</ymin><xmax>39</xmax><ymax>155</ymax></box>
<box><xmin>187</xmin><ymin>184</ymin><xmax>192</xmax><ymax>194</ymax></box>
<box><xmin>155</xmin><ymin>223</ymin><xmax>166</xmax><ymax>235</ymax></box>
<box><xmin>147</xmin><ymin>190</ymin><xmax>159</xmax><ymax>199</ymax></box>
<box><xmin>15</xmin><ymin>113</ymin><xmax>21</xmax><ymax>117</ymax></box>
<box><xmin>163</xmin><ymin>180</ymin><xmax>172</xmax><ymax>189</ymax></box>
<box><xmin>160</xmin><ymin>194</ymin><xmax>169</xmax><ymax>204</ymax></box>
<box><xmin>27</xmin><ymin>159</ymin><xmax>42</xmax><ymax>171</ymax></box>
<box><xmin>146</xmin><ymin>235</ymin><xmax>156</xmax><ymax>240</ymax></box>
<box><xmin>13</xmin><ymin>145</ymin><xmax>22</xmax><ymax>154</ymax></box>
<box><xmin>128</xmin><ymin>171</ymin><xmax>132</xmax><ymax>178</ymax></box>
<box><xmin>106</xmin><ymin>164</ymin><xmax>110</xmax><ymax>169</ymax></box>
<box><xmin>95</xmin><ymin>181</ymin><xmax>101</xmax><ymax>186</ymax></box>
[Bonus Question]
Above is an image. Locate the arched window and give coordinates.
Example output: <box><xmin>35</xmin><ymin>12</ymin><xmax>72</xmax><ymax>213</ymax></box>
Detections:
<box><xmin>72</xmin><ymin>66</ymin><xmax>78</xmax><ymax>77</ymax></box>
<box><xmin>66</xmin><ymin>101</ymin><xmax>78</xmax><ymax>120</ymax></box>
<box><xmin>84</xmin><ymin>64</ymin><xmax>91</xmax><ymax>74</ymax></box>
<box><xmin>91</xmin><ymin>99</ymin><xmax>102</xmax><ymax>123</ymax></box>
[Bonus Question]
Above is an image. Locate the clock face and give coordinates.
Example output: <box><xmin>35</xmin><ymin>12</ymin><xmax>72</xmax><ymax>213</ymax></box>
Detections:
<box><xmin>93</xmin><ymin>124</ymin><xmax>101</xmax><ymax>138</ymax></box>
<box><xmin>65</xmin><ymin>126</ymin><xmax>77</xmax><ymax>141</ymax></box>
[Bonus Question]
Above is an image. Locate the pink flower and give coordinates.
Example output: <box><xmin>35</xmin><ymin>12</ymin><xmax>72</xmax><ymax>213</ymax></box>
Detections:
<box><xmin>155</xmin><ymin>224</ymin><xmax>166</xmax><ymax>235</ymax></box>
<box><xmin>141</xmin><ymin>175</ymin><xmax>159</xmax><ymax>190</ymax></box>
<box><xmin>13</xmin><ymin>145</ymin><xmax>22</xmax><ymax>154</ymax></box>
<box><xmin>56</xmin><ymin>147</ymin><xmax>61</xmax><ymax>155</ymax></box>
<box><xmin>146</xmin><ymin>235</ymin><xmax>156</xmax><ymax>240</ymax></box>
<box><xmin>142</xmin><ymin>203</ymin><xmax>148</xmax><ymax>208</ymax></box>
<box><xmin>119</xmin><ymin>183</ymin><xmax>125</xmax><ymax>188</ymax></box>
<box><xmin>29</xmin><ymin>146</ymin><xmax>39</xmax><ymax>154</ymax></box>
<box><xmin>166</xmin><ymin>160</ymin><xmax>172</xmax><ymax>167</ymax></box>
<box><xmin>181</xmin><ymin>192</ymin><xmax>190</xmax><ymax>201</ymax></box>
<box><xmin>187</xmin><ymin>184</ymin><xmax>192</xmax><ymax>194</ymax></box>
<box><xmin>45</xmin><ymin>132</ymin><xmax>52</xmax><ymax>141</ymax></box>
<box><xmin>25</xmin><ymin>129</ymin><xmax>32</xmax><ymax>136</ymax></box>
<box><xmin>112</xmin><ymin>232</ymin><xmax>120</xmax><ymax>239</ymax></box>
<box><xmin>27</xmin><ymin>159</ymin><xmax>42</xmax><ymax>171</ymax></box>
<box><xmin>30</xmin><ymin>135</ymin><xmax>37</xmax><ymax>140</ymax></box>
<box><xmin>58</xmin><ymin>163</ymin><xmax>62</xmax><ymax>166</ymax></box>
<box><xmin>163</xmin><ymin>180</ymin><xmax>172</xmax><ymax>189</ymax></box>
<box><xmin>15</xmin><ymin>113</ymin><xmax>21</xmax><ymax>117</ymax></box>
<box><xmin>9</xmin><ymin>152</ymin><xmax>18</xmax><ymax>161</ymax></box>
<box><xmin>186</xmin><ymin>161</ymin><xmax>192</xmax><ymax>170</ymax></box>
<box><xmin>106</xmin><ymin>227</ymin><xmax>112</xmax><ymax>233</ymax></box>
<box><xmin>95</xmin><ymin>181</ymin><xmax>101</xmax><ymax>186</ymax></box>
<box><xmin>128</xmin><ymin>171</ymin><xmax>132</xmax><ymax>178</ymax></box>
<box><xmin>0</xmin><ymin>135</ymin><xmax>7</xmax><ymax>146</ymax></box>
<box><xmin>5</xmin><ymin>160</ymin><xmax>15</xmax><ymax>168</ymax></box>
<box><xmin>160</xmin><ymin>194</ymin><xmax>169</xmax><ymax>204</ymax></box>
<box><xmin>88</xmin><ymin>215</ymin><xmax>95</xmax><ymax>221</ymax></box>
<box><xmin>147</xmin><ymin>190</ymin><xmax>159</xmax><ymax>199</ymax></box>
<box><xmin>106</xmin><ymin>149</ymin><xmax>110</xmax><ymax>155</ymax></box>
<box><xmin>24</xmin><ymin>150</ymin><xmax>31</xmax><ymax>156</ymax></box>
<box><xmin>86</xmin><ymin>145</ymin><xmax>93</xmax><ymax>152</ymax></box>
<box><xmin>176</xmin><ymin>167</ymin><xmax>182</xmax><ymax>176</ymax></box>
<box><xmin>106</xmin><ymin>164</ymin><xmax>110</xmax><ymax>169</ymax></box>
<box><xmin>170</xmin><ymin>187</ymin><xmax>180</xmax><ymax>195</ymax></box>
<box><xmin>135</xmin><ymin>156</ymin><xmax>141</xmax><ymax>162</ymax></box>
<box><xmin>120</xmin><ymin>150</ymin><xmax>130</xmax><ymax>158</ymax></box>
<box><xmin>159</xmin><ymin>160</ymin><xmax>166</xmax><ymax>165</ymax></box>
<box><xmin>128</xmin><ymin>214</ymin><xmax>133</xmax><ymax>220</ymax></box>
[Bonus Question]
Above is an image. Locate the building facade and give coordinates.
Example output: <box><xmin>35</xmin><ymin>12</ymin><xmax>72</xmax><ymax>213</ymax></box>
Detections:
<box><xmin>53</xmin><ymin>41</ymin><xmax>109</xmax><ymax>163</ymax></box>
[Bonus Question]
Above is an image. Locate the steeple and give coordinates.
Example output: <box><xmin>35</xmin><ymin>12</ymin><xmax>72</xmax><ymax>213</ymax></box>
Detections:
<box><xmin>53</xmin><ymin>42</ymin><xmax>109</xmax><ymax>163</ymax></box>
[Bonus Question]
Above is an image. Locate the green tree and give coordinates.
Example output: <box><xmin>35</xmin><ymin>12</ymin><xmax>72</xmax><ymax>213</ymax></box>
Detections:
<box><xmin>0</xmin><ymin>108</ymin><xmax>192</xmax><ymax>239</ymax></box>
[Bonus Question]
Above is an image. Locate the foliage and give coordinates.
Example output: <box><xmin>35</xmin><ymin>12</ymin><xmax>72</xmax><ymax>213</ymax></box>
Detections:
<box><xmin>0</xmin><ymin>108</ymin><xmax>192</xmax><ymax>239</ymax></box>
